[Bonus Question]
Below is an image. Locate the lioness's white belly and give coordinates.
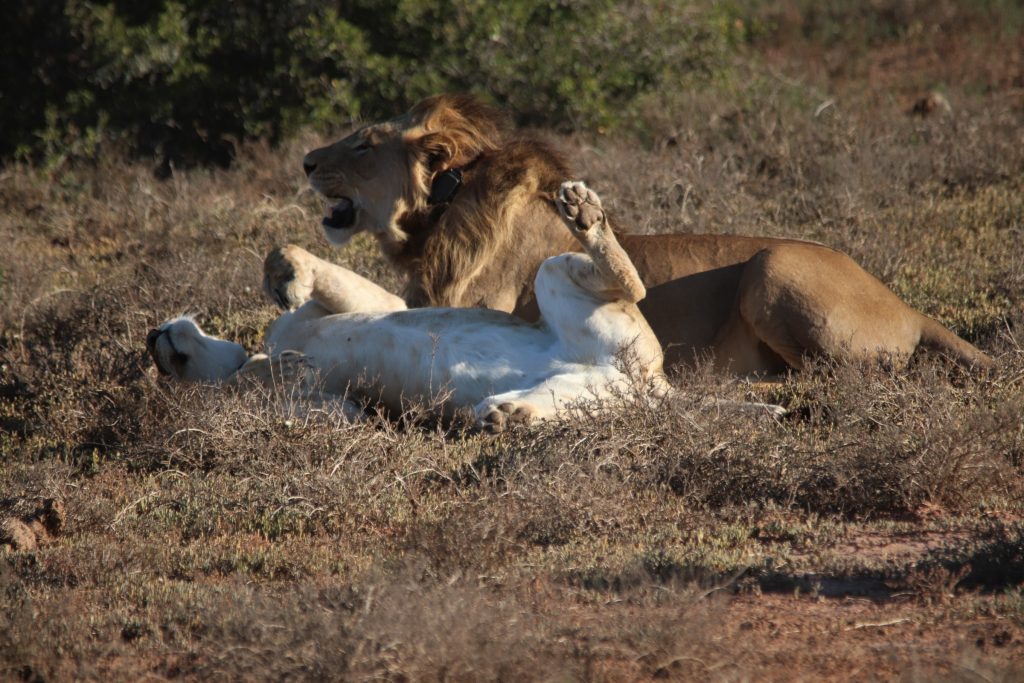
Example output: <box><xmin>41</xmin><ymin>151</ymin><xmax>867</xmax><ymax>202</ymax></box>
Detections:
<box><xmin>265</xmin><ymin>307</ymin><xmax>595</xmax><ymax>409</ymax></box>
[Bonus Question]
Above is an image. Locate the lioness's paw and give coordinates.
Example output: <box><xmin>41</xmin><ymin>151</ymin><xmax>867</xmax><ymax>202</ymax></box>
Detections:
<box><xmin>557</xmin><ymin>181</ymin><xmax>606</xmax><ymax>234</ymax></box>
<box><xmin>263</xmin><ymin>245</ymin><xmax>315</xmax><ymax>310</ymax></box>
<box><xmin>234</xmin><ymin>350</ymin><xmax>316</xmax><ymax>391</ymax></box>
<box><xmin>476</xmin><ymin>401</ymin><xmax>537</xmax><ymax>434</ymax></box>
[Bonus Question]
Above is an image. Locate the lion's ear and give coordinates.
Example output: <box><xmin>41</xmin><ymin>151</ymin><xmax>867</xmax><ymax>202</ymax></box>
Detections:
<box><xmin>406</xmin><ymin>94</ymin><xmax>506</xmax><ymax>171</ymax></box>
<box><xmin>418</xmin><ymin>132</ymin><xmax>458</xmax><ymax>172</ymax></box>
<box><xmin>415</xmin><ymin>128</ymin><xmax>494</xmax><ymax>171</ymax></box>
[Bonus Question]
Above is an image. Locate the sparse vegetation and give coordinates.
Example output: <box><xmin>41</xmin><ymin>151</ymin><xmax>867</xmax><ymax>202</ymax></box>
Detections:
<box><xmin>3</xmin><ymin>1</ymin><xmax>1024</xmax><ymax>680</ymax></box>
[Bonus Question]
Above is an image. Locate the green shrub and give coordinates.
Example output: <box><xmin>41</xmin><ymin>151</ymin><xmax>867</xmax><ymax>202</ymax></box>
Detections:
<box><xmin>0</xmin><ymin>1</ymin><xmax>739</xmax><ymax>169</ymax></box>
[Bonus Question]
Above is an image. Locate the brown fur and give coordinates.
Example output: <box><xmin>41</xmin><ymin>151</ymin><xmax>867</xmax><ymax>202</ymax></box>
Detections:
<box><xmin>303</xmin><ymin>94</ymin><xmax>993</xmax><ymax>374</ymax></box>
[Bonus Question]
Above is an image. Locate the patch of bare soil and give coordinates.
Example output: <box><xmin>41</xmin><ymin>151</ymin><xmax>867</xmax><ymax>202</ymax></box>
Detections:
<box><xmin>810</xmin><ymin>528</ymin><xmax>973</xmax><ymax>567</ymax></box>
<box><xmin>724</xmin><ymin>522</ymin><xmax>1024</xmax><ymax>680</ymax></box>
<box><xmin>722</xmin><ymin>593</ymin><xmax>1022</xmax><ymax>681</ymax></box>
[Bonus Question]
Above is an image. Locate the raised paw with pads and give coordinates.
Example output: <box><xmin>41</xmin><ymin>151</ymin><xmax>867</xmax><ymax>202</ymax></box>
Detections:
<box><xmin>557</xmin><ymin>181</ymin><xmax>607</xmax><ymax>233</ymax></box>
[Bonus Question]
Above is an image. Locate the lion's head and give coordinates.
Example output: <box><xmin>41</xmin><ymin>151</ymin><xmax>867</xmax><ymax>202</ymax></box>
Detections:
<box><xmin>303</xmin><ymin>94</ymin><xmax>509</xmax><ymax>248</ymax></box>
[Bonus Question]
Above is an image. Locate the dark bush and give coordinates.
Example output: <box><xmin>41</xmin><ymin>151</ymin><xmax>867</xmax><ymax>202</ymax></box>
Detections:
<box><xmin>0</xmin><ymin>0</ymin><xmax>739</xmax><ymax>169</ymax></box>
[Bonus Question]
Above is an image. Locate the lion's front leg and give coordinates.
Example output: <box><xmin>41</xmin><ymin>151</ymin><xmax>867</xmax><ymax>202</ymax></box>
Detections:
<box><xmin>263</xmin><ymin>245</ymin><xmax>407</xmax><ymax>314</ymax></box>
<box><xmin>223</xmin><ymin>351</ymin><xmax>367</xmax><ymax>422</ymax></box>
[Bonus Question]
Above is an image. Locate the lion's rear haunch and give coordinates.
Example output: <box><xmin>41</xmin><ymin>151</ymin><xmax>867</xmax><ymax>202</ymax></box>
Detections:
<box><xmin>305</xmin><ymin>93</ymin><xmax>994</xmax><ymax>374</ymax></box>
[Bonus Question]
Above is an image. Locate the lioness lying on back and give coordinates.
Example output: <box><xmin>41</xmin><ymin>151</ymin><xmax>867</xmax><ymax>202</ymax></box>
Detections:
<box><xmin>148</xmin><ymin>183</ymin><xmax>680</xmax><ymax>430</ymax></box>
<box><xmin>292</xmin><ymin>93</ymin><xmax>992</xmax><ymax>374</ymax></box>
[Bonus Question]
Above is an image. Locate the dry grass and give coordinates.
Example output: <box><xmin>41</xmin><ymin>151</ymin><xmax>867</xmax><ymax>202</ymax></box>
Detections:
<box><xmin>3</xmin><ymin>8</ymin><xmax>1024</xmax><ymax>680</ymax></box>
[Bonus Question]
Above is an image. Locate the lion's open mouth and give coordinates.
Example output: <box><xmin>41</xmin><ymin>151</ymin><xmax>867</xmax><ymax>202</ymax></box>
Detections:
<box><xmin>323</xmin><ymin>198</ymin><xmax>356</xmax><ymax>230</ymax></box>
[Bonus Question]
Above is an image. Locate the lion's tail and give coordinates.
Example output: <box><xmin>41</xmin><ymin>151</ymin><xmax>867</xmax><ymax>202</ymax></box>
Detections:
<box><xmin>917</xmin><ymin>315</ymin><xmax>994</xmax><ymax>371</ymax></box>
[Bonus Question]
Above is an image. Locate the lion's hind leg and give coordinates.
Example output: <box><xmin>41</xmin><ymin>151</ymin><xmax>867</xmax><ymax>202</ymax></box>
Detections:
<box><xmin>473</xmin><ymin>369</ymin><xmax>624</xmax><ymax>433</ymax></box>
<box><xmin>733</xmin><ymin>245</ymin><xmax>922</xmax><ymax>371</ymax></box>
<box><xmin>475</xmin><ymin>398</ymin><xmax>539</xmax><ymax>434</ymax></box>
<box><xmin>473</xmin><ymin>378</ymin><xmax>578</xmax><ymax>433</ymax></box>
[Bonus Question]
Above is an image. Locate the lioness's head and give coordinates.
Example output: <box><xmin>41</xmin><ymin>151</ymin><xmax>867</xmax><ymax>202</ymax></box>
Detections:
<box><xmin>302</xmin><ymin>94</ymin><xmax>507</xmax><ymax>247</ymax></box>
<box><xmin>146</xmin><ymin>317</ymin><xmax>247</xmax><ymax>382</ymax></box>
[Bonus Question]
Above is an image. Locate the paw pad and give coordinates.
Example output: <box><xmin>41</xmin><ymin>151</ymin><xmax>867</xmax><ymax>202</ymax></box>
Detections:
<box><xmin>557</xmin><ymin>181</ymin><xmax>605</xmax><ymax>232</ymax></box>
<box><xmin>479</xmin><ymin>402</ymin><xmax>536</xmax><ymax>434</ymax></box>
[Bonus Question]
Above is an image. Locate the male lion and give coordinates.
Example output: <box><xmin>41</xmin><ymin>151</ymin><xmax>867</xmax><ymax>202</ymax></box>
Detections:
<box><xmin>291</xmin><ymin>94</ymin><xmax>992</xmax><ymax>375</ymax></box>
<box><xmin>149</xmin><ymin>183</ymin><xmax>684</xmax><ymax>430</ymax></box>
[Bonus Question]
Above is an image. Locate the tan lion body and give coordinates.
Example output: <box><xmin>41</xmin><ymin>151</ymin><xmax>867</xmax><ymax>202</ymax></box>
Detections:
<box><xmin>301</xmin><ymin>94</ymin><xmax>992</xmax><ymax>375</ymax></box>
